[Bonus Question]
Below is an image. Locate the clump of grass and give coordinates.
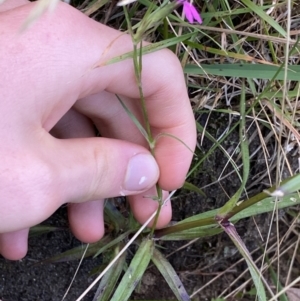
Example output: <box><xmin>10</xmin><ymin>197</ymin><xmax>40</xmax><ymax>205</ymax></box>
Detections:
<box><xmin>27</xmin><ymin>0</ymin><xmax>300</xmax><ymax>300</ymax></box>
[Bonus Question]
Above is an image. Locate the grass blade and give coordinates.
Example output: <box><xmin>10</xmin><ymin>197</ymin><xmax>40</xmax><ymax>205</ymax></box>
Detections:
<box><xmin>104</xmin><ymin>33</ymin><xmax>195</xmax><ymax>65</ymax></box>
<box><xmin>185</xmin><ymin>64</ymin><xmax>300</xmax><ymax>81</ymax></box>
<box><xmin>157</xmin><ymin>191</ymin><xmax>300</xmax><ymax>240</ymax></box>
<box><xmin>217</xmin><ymin>81</ymin><xmax>249</xmax><ymax>219</ymax></box>
<box><xmin>267</xmin><ymin>257</ymin><xmax>289</xmax><ymax>301</ymax></box>
<box><xmin>240</xmin><ymin>0</ymin><xmax>287</xmax><ymax>37</ymax></box>
<box><xmin>93</xmin><ymin>230</ymin><xmax>134</xmax><ymax>258</ymax></box>
<box><xmin>42</xmin><ymin>236</ymin><xmax>112</xmax><ymax>263</ymax></box>
<box><xmin>29</xmin><ymin>225</ymin><xmax>61</xmax><ymax>237</ymax></box>
<box><xmin>182</xmin><ymin>181</ymin><xmax>206</xmax><ymax>196</ymax></box>
<box><xmin>21</xmin><ymin>0</ymin><xmax>60</xmax><ymax>31</ymax></box>
<box><xmin>221</xmin><ymin>223</ymin><xmax>267</xmax><ymax>301</ymax></box>
<box><xmin>93</xmin><ymin>245</ymin><xmax>127</xmax><ymax>301</ymax></box>
<box><xmin>110</xmin><ymin>238</ymin><xmax>154</xmax><ymax>301</ymax></box>
<box><xmin>115</xmin><ymin>94</ymin><xmax>150</xmax><ymax>144</ymax></box>
<box><xmin>269</xmin><ymin>173</ymin><xmax>300</xmax><ymax>197</ymax></box>
<box><xmin>152</xmin><ymin>248</ymin><xmax>190</xmax><ymax>301</ymax></box>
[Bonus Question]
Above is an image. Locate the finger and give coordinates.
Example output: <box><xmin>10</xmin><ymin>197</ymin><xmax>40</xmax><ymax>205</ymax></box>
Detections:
<box><xmin>128</xmin><ymin>189</ymin><xmax>172</xmax><ymax>229</ymax></box>
<box><xmin>74</xmin><ymin>92</ymin><xmax>143</xmax><ymax>145</ymax></box>
<box><xmin>51</xmin><ymin>109</ymin><xmax>105</xmax><ymax>243</ymax></box>
<box><xmin>68</xmin><ymin>200</ymin><xmax>105</xmax><ymax>243</ymax></box>
<box><xmin>0</xmin><ymin>0</ymin><xmax>28</xmax><ymax>13</ymax></box>
<box><xmin>0</xmin><ymin>229</ymin><xmax>29</xmax><ymax>260</ymax></box>
<box><xmin>48</xmin><ymin>136</ymin><xmax>159</xmax><ymax>202</ymax></box>
<box><xmin>50</xmin><ymin>108</ymin><xmax>95</xmax><ymax>139</ymax></box>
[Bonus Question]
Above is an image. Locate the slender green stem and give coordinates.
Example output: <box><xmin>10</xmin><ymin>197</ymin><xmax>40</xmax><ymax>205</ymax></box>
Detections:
<box><xmin>132</xmin><ymin>42</ymin><xmax>153</xmax><ymax>144</ymax></box>
<box><xmin>132</xmin><ymin>42</ymin><xmax>163</xmax><ymax>235</ymax></box>
<box><xmin>123</xmin><ymin>6</ymin><xmax>163</xmax><ymax>235</ymax></box>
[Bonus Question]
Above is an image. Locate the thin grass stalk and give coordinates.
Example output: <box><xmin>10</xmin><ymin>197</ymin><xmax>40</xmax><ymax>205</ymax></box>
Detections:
<box><xmin>123</xmin><ymin>6</ymin><xmax>163</xmax><ymax>233</ymax></box>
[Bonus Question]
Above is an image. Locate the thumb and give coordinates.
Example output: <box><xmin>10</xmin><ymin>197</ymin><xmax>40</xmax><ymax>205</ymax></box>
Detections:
<box><xmin>50</xmin><ymin>136</ymin><xmax>159</xmax><ymax>205</ymax></box>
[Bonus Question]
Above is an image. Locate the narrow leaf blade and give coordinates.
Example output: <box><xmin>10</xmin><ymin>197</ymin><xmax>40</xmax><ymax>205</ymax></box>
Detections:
<box><xmin>152</xmin><ymin>248</ymin><xmax>190</xmax><ymax>301</ymax></box>
<box><xmin>221</xmin><ymin>223</ymin><xmax>267</xmax><ymax>301</ymax></box>
<box><xmin>93</xmin><ymin>246</ymin><xmax>127</xmax><ymax>301</ymax></box>
<box><xmin>110</xmin><ymin>239</ymin><xmax>154</xmax><ymax>301</ymax></box>
<box><xmin>217</xmin><ymin>81</ymin><xmax>249</xmax><ymax>218</ymax></box>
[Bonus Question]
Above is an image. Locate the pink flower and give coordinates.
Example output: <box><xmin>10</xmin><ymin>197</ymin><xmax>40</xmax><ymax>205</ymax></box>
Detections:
<box><xmin>178</xmin><ymin>0</ymin><xmax>202</xmax><ymax>24</ymax></box>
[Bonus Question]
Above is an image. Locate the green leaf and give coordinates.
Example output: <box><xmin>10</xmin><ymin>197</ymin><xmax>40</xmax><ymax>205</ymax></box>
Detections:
<box><xmin>42</xmin><ymin>236</ymin><xmax>112</xmax><ymax>263</ymax></box>
<box><xmin>29</xmin><ymin>225</ymin><xmax>61</xmax><ymax>237</ymax></box>
<box><xmin>185</xmin><ymin>64</ymin><xmax>300</xmax><ymax>81</ymax></box>
<box><xmin>110</xmin><ymin>238</ymin><xmax>154</xmax><ymax>301</ymax></box>
<box><xmin>232</xmin><ymin>193</ymin><xmax>300</xmax><ymax>221</ymax></box>
<box><xmin>152</xmin><ymin>248</ymin><xmax>190</xmax><ymax>301</ymax></box>
<box><xmin>160</xmin><ymin>225</ymin><xmax>222</xmax><ymax>241</ymax></box>
<box><xmin>221</xmin><ymin>223</ymin><xmax>267</xmax><ymax>301</ymax></box>
<box><xmin>157</xmin><ymin>192</ymin><xmax>300</xmax><ymax>240</ymax></box>
<box><xmin>93</xmin><ymin>230</ymin><xmax>134</xmax><ymax>258</ymax></box>
<box><xmin>269</xmin><ymin>173</ymin><xmax>300</xmax><ymax>197</ymax></box>
<box><xmin>93</xmin><ymin>245</ymin><xmax>127</xmax><ymax>301</ymax></box>
<box><xmin>182</xmin><ymin>181</ymin><xmax>206</xmax><ymax>196</ymax></box>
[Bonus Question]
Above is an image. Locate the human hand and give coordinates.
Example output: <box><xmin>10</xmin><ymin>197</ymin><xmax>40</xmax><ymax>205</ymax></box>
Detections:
<box><xmin>0</xmin><ymin>0</ymin><xmax>196</xmax><ymax>260</ymax></box>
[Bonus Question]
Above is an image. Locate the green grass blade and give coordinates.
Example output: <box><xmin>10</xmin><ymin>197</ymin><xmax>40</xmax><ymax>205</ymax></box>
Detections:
<box><xmin>29</xmin><ymin>225</ymin><xmax>60</xmax><ymax>237</ymax></box>
<box><xmin>232</xmin><ymin>193</ymin><xmax>300</xmax><ymax>221</ymax></box>
<box><xmin>93</xmin><ymin>230</ymin><xmax>134</xmax><ymax>258</ymax></box>
<box><xmin>270</xmin><ymin>173</ymin><xmax>300</xmax><ymax>197</ymax></box>
<box><xmin>217</xmin><ymin>81</ymin><xmax>249</xmax><ymax>219</ymax></box>
<box><xmin>42</xmin><ymin>236</ymin><xmax>112</xmax><ymax>263</ymax></box>
<box><xmin>221</xmin><ymin>223</ymin><xmax>267</xmax><ymax>301</ymax></box>
<box><xmin>105</xmin><ymin>33</ymin><xmax>195</xmax><ymax>65</ymax></box>
<box><xmin>240</xmin><ymin>0</ymin><xmax>287</xmax><ymax>37</ymax></box>
<box><xmin>158</xmin><ymin>192</ymin><xmax>300</xmax><ymax>240</ymax></box>
<box><xmin>182</xmin><ymin>181</ymin><xmax>206</xmax><ymax>197</ymax></box>
<box><xmin>193</xmin><ymin>121</ymin><xmax>242</xmax><ymax>183</ymax></box>
<box><xmin>94</xmin><ymin>246</ymin><xmax>127</xmax><ymax>301</ymax></box>
<box><xmin>185</xmin><ymin>64</ymin><xmax>300</xmax><ymax>81</ymax></box>
<box><xmin>82</xmin><ymin>0</ymin><xmax>110</xmax><ymax>15</ymax></box>
<box><xmin>110</xmin><ymin>238</ymin><xmax>154</xmax><ymax>301</ymax></box>
<box><xmin>160</xmin><ymin>226</ymin><xmax>222</xmax><ymax>241</ymax></box>
<box><xmin>266</xmin><ymin>256</ymin><xmax>289</xmax><ymax>301</ymax></box>
<box><xmin>152</xmin><ymin>248</ymin><xmax>190</xmax><ymax>301</ymax></box>
<box><xmin>115</xmin><ymin>94</ymin><xmax>149</xmax><ymax>143</ymax></box>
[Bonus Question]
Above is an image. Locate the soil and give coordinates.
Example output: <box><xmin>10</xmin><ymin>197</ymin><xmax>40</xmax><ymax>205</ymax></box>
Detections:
<box><xmin>1</xmin><ymin>112</ymin><xmax>299</xmax><ymax>301</ymax></box>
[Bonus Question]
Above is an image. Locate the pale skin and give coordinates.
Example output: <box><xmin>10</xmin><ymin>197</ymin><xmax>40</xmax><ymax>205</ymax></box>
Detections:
<box><xmin>0</xmin><ymin>0</ymin><xmax>196</xmax><ymax>260</ymax></box>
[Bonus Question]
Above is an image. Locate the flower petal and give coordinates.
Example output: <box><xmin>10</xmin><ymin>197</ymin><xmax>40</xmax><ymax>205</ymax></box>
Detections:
<box><xmin>183</xmin><ymin>2</ymin><xmax>194</xmax><ymax>23</ymax></box>
<box><xmin>189</xmin><ymin>3</ymin><xmax>202</xmax><ymax>24</ymax></box>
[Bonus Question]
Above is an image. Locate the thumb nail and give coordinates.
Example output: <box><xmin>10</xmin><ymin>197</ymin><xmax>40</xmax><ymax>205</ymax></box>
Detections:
<box><xmin>123</xmin><ymin>153</ymin><xmax>159</xmax><ymax>191</ymax></box>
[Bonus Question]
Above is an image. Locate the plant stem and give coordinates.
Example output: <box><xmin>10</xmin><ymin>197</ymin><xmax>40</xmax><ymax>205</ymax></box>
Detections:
<box><xmin>132</xmin><ymin>42</ymin><xmax>163</xmax><ymax>235</ymax></box>
<box><xmin>132</xmin><ymin>42</ymin><xmax>153</xmax><ymax>144</ymax></box>
<box><xmin>124</xmin><ymin>4</ymin><xmax>163</xmax><ymax>235</ymax></box>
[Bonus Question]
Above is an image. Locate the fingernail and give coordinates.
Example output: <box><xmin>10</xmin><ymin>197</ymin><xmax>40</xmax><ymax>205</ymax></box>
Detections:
<box><xmin>124</xmin><ymin>153</ymin><xmax>159</xmax><ymax>191</ymax></box>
